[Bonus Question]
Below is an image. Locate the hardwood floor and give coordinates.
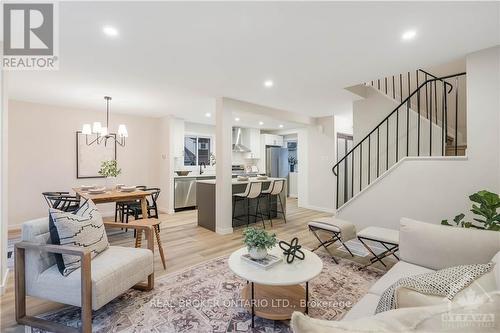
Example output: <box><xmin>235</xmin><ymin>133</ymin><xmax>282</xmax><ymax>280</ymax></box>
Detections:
<box><xmin>0</xmin><ymin>199</ymin><xmax>392</xmax><ymax>332</ymax></box>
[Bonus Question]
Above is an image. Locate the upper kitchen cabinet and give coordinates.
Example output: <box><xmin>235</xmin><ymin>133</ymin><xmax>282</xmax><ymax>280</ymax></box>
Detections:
<box><xmin>245</xmin><ymin>128</ymin><xmax>261</xmax><ymax>159</ymax></box>
<box><xmin>262</xmin><ymin>134</ymin><xmax>284</xmax><ymax>147</ymax></box>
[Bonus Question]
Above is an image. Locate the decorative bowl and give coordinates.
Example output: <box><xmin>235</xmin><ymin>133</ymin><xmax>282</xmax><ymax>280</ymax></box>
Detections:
<box><xmin>120</xmin><ymin>186</ymin><xmax>136</xmax><ymax>192</ymax></box>
<box><xmin>80</xmin><ymin>185</ymin><xmax>96</xmax><ymax>190</ymax></box>
<box><xmin>237</xmin><ymin>176</ymin><xmax>249</xmax><ymax>181</ymax></box>
<box><xmin>88</xmin><ymin>187</ymin><xmax>106</xmax><ymax>194</ymax></box>
<box><xmin>175</xmin><ymin>171</ymin><xmax>191</xmax><ymax>176</ymax></box>
<box><xmin>257</xmin><ymin>176</ymin><xmax>268</xmax><ymax>180</ymax></box>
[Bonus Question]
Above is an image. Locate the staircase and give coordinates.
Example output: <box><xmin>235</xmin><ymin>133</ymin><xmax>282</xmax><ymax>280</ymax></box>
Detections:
<box><xmin>333</xmin><ymin>69</ymin><xmax>467</xmax><ymax>208</ymax></box>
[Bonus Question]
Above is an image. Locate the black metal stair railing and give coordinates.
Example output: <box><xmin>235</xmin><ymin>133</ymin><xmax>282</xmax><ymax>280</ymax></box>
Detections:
<box><xmin>333</xmin><ymin>72</ymin><xmax>466</xmax><ymax>209</ymax></box>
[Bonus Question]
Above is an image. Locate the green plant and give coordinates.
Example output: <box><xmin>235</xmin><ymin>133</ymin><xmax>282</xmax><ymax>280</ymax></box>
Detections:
<box><xmin>441</xmin><ymin>190</ymin><xmax>500</xmax><ymax>231</ymax></box>
<box><xmin>98</xmin><ymin>160</ymin><xmax>121</xmax><ymax>178</ymax></box>
<box><xmin>242</xmin><ymin>228</ymin><xmax>277</xmax><ymax>249</ymax></box>
<box><xmin>288</xmin><ymin>156</ymin><xmax>297</xmax><ymax>166</ymax></box>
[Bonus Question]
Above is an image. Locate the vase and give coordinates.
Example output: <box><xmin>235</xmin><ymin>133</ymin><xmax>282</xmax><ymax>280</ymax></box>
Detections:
<box><xmin>105</xmin><ymin>177</ymin><xmax>116</xmax><ymax>190</ymax></box>
<box><xmin>249</xmin><ymin>247</ymin><xmax>268</xmax><ymax>260</ymax></box>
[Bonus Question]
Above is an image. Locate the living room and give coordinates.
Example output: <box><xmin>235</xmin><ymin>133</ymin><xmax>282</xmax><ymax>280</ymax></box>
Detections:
<box><xmin>1</xmin><ymin>2</ymin><xmax>500</xmax><ymax>333</ymax></box>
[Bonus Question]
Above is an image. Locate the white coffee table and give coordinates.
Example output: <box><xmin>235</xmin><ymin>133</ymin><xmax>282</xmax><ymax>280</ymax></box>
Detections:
<box><xmin>228</xmin><ymin>246</ymin><xmax>323</xmax><ymax>327</ymax></box>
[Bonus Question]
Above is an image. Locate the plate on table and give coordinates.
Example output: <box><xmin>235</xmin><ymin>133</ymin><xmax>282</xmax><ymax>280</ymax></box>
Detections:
<box><xmin>257</xmin><ymin>176</ymin><xmax>268</xmax><ymax>180</ymax></box>
<box><xmin>237</xmin><ymin>176</ymin><xmax>249</xmax><ymax>181</ymax></box>
<box><xmin>120</xmin><ymin>186</ymin><xmax>136</xmax><ymax>192</ymax></box>
<box><xmin>80</xmin><ymin>185</ymin><xmax>96</xmax><ymax>191</ymax></box>
<box><xmin>88</xmin><ymin>187</ymin><xmax>106</xmax><ymax>194</ymax></box>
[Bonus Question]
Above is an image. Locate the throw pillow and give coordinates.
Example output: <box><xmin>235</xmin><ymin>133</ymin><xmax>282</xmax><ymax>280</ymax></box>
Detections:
<box><xmin>376</xmin><ymin>262</ymin><xmax>495</xmax><ymax>313</ymax></box>
<box><xmin>49</xmin><ymin>199</ymin><xmax>109</xmax><ymax>276</ymax></box>
<box><xmin>396</xmin><ymin>269</ymin><xmax>497</xmax><ymax>308</ymax></box>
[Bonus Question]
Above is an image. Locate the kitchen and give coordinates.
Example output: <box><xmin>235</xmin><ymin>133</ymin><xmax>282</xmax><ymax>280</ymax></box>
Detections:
<box><xmin>173</xmin><ymin>119</ymin><xmax>300</xmax><ymax>230</ymax></box>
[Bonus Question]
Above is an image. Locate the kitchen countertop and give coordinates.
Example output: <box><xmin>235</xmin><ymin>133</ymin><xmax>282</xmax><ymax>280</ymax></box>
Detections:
<box><xmin>174</xmin><ymin>174</ymin><xmax>216</xmax><ymax>179</ymax></box>
<box><xmin>197</xmin><ymin>177</ymin><xmax>285</xmax><ymax>185</ymax></box>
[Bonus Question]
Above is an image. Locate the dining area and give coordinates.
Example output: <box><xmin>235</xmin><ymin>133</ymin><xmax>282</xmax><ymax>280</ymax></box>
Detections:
<box><xmin>41</xmin><ymin>185</ymin><xmax>166</xmax><ymax>269</ymax></box>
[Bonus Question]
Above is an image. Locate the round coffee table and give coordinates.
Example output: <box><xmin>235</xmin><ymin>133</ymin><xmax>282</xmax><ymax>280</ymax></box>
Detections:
<box><xmin>228</xmin><ymin>246</ymin><xmax>323</xmax><ymax>328</ymax></box>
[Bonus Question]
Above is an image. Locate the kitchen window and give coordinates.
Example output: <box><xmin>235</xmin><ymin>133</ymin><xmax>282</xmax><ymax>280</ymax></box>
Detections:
<box><xmin>184</xmin><ymin>135</ymin><xmax>212</xmax><ymax>166</ymax></box>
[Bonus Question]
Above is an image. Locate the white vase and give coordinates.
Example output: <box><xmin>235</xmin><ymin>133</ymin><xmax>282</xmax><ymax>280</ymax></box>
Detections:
<box><xmin>105</xmin><ymin>177</ymin><xmax>115</xmax><ymax>190</ymax></box>
<box><xmin>249</xmin><ymin>247</ymin><xmax>268</xmax><ymax>260</ymax></box>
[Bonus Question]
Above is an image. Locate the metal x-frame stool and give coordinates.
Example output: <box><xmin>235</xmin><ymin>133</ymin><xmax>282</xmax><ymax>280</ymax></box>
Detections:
<box><xmin>308</xmin><ymin>218</ymin><xmax>355</xmax><ymax>264</ymax></box>
<box><xmin>357</xmin><ymin>226</ymin><xmax>400</xmax><ymax>269</ymax></box>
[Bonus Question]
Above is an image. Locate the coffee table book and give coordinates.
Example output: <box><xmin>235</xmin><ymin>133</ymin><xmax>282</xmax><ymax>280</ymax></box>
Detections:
<box><xmin>241</xmin><ymin>253</ymin><xmax>282</xmax><ymax>270</ymax></box>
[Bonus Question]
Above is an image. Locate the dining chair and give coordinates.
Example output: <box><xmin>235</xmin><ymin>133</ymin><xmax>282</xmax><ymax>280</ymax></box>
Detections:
<box><xmin>42</xmin><ymin>192</ymin><xmax>80</xmax><ymax>212</ymax></box>
<box><xmin>124</xmin><ymin>188</ymin><xmax>161</xmax><ymax>222</ymax></box>
<box><xmin>115</xmin><ymin>185</ymin><xmax>147</xmax><ymax>225</ymax></box>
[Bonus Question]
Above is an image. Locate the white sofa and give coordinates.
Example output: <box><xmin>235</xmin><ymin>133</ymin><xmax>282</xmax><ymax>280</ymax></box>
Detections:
<box><xmin>342</xmin><ymin>218</ymin><xmax>500</xmax><ymax>321</ymax></box>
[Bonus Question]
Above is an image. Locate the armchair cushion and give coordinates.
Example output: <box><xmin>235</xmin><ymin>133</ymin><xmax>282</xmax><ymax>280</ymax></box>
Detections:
<box><xmin>49</xmin><ymin>199</ymin><xmax>109</xmax><ymax>276</ymax></box>
<box><xmin>28</xmin><ymin>245</ymin><xmax>153</xmax><ymax>310</ymax></box>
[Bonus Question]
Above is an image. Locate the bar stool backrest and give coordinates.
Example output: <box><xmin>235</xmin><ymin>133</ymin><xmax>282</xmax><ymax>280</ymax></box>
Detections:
<box><xmin>244</xmin><ymin>181</ymin><xmax>263</xmax><ymax>199</ymax></box>
<box><xmin>269</xmin><ymin>179</ymin><xmax>285</xmax><ymax>195</ymax></box>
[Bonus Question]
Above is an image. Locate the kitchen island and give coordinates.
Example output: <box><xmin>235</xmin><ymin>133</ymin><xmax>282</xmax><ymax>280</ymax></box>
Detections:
<box><xmin>197</xmin><ymin>177</ymin><xmax>287</xmax><ymax>231</ymax></box>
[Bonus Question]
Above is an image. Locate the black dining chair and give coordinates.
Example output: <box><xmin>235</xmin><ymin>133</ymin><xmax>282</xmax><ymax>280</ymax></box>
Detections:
<box><xmin>115</xmin><ymin>185</ymin><xmax>147</xmax><ymax>223</ymax></box>
<box><xmin>42</xmin><ymin>192</ymin><xmax>80</xmax><ymax>212</ymax></box>
<box><xmin>123</xmin><ymin>188</ymin><xmax>161</xmax><ymax>223</ymax></box>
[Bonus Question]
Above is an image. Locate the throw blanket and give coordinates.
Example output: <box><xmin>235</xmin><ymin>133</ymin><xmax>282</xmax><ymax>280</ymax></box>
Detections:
<box><xmin>376</xmin><ymin>262</ymin><xmax>494</xmax><ymax>313</ymax></box>
<box><xmin>311</xmin><ymin>217</ymin><xmax>357</xmax><ymax>242</ymax></box>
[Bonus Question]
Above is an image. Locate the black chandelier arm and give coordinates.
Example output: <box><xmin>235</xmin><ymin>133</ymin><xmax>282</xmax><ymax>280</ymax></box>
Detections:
<box><xmin>85</xmin><ymin>134</ymin><xmax>100</xmax><ymax>146</ymax></box>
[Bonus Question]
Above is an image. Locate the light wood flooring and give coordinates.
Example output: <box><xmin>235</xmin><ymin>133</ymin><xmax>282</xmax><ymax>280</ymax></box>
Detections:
<box><xmin>0</xmin><ymin>198</ymin><xmax>392</xmax><ymax>332</ymax></box>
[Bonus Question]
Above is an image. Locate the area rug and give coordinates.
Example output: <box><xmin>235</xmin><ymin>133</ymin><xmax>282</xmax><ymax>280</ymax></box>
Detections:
<box><xmin>31</xmin><ymin>253</ymin><xmax>384</xmax><ymax>333</ymax></box>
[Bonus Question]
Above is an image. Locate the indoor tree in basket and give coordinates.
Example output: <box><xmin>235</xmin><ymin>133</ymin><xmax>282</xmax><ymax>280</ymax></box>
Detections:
<box><xmin>441</xmin><ymin>190</ymin><xmax>500</xmax><ymax>231</ymax></box>
<box><xmin>98</xmin><ymin>160</ymin><xmax>121</xmax><ymax>189</ymax></box>
<box><xmin>243</xmin><ymin>227</ymin><xmax>277</xmax><ymax>260</ymax></box>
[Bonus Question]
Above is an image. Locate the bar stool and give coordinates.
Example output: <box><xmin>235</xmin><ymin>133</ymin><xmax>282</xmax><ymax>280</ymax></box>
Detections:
<box><xmin>232</xmin><ymin>181</ymin><xmax>266</xmax><ymax>228</ymax></box>
<box><xmin>261</xmin><ymin>179</ymin><xmax>286</xmax><ymax>226</ymax></box>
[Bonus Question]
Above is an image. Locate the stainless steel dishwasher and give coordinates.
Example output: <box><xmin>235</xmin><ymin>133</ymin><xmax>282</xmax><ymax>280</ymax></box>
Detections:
<box><xmin>174</xmin><ymin>177</ymin><xmax>197</xmax><ymax>210</ymax></box>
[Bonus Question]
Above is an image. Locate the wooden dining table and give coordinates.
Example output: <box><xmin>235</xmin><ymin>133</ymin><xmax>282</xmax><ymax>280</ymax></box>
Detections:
<box><xmin>73</xmin><ymin>187</ymin><xmax>167</xmax><ymax>269</ymax></box>
<box><xmin>73</xmin><ymin>187</ymin><xmax>150</xmax><ymax>219</ymax></box>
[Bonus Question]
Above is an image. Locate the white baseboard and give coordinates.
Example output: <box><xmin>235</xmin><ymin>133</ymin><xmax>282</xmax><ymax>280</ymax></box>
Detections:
<box><xmin>216</xmin><ymin>226</ymin><xmax>233</xmax><ymax>235</ymax></box>
<box><xmin>0</xmin><ymin>268</ymin><xmax>9</xmax><ymax>296</ymax></box>
<box><xmin>299</xmin><ymin>204</ymin><xmax>335</xmax><ymax>214</ymax></box>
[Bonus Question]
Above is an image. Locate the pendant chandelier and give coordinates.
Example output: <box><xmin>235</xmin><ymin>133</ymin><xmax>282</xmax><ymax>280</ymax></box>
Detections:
<box><xmin>81</xmin><ymin>96</ymin><xmax>128</xmax><ymax>147</ymax></box>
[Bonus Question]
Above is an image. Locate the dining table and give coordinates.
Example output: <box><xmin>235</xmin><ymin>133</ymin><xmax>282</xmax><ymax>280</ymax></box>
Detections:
<box><xmin>73</xmin><ymin>187</ymin><xmax>167</xmax><ymax>269</ymax></box>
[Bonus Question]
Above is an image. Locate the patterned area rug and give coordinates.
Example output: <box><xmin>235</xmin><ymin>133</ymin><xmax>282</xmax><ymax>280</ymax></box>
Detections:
<box><xmin>32</xmin><ymin>253</ymin><xmax>383</xmax><ymax>333</ymax></box>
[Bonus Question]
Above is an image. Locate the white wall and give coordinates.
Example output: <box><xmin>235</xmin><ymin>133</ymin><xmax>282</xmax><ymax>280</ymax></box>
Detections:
<box><xmin>337</xmin><ymin>46</ymin><xmax>500</xmax><ymax>230</ymax></box>
<box><xmin>8</xmin><ymin>100</ymin><xmax>160</xmax><ymax>226</ymax></box>
<box><xmin>0</xmin><ymin>65</ymin><xmax>8</xmax><ymax>295</ymax></box>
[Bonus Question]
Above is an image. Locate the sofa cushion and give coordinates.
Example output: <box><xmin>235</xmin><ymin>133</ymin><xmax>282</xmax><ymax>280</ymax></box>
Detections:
<box><xmin>27</xmin><ymin>245</ymin><xmax>153</xmax><ymax>310</ymax></box>
<box><xmin>292</xmin><ymin>292</ymin><xmax>500</xmax><ymax>333</ymax></box>
<box><xmin>49</xmin><ymin>199</ymin><xmax>109</xmax><ymax>276</ymax></box>
<box><xmin>368</xmin><ymin>261</ymin><xmax>434</xmax><ymax>296</ymax></box>
<box><xmin>342</xmin><ymin>293</ymin><xmax>380</xmax><ymax>321</ymax></box>
<box><xmin>400</xmin><ymin>218</ymin><xmax>500</xmax><ymax>270</ymax></box>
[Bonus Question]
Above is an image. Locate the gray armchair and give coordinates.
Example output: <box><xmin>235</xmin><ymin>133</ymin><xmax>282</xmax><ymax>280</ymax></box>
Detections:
<box><xmin>15</xmin><ymin>218</ymin><xmax>155</xmax><ymax>333</ymax></box>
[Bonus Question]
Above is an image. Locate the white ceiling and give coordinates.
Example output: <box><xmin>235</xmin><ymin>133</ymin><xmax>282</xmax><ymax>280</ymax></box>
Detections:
<box><xmin>6</xmin><ymin>1</ymin><xmax>500</xmax><ymax>123</ymax></box>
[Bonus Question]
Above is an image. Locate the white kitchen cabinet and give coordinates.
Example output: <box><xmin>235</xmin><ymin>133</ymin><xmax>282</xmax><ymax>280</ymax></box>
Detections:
<box><xmin>245</xmin><ymin>128</ymin><xmax>261</xmax><ymax>159</ymax></box>
<box><xmin>262</xmin><ymin>134</ymin><xmax>284</xmax><ymax>147</ymax></box>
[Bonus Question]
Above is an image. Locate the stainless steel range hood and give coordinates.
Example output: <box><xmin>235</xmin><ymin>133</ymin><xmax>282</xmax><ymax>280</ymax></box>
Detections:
<box><xmin>232</xmin><ymin>127</ymin><xmax>251</xmax><ymax>152</ymax></box>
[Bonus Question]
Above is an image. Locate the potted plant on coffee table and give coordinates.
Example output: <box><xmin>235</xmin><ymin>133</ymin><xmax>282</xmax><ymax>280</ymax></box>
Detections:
<box><xmin>243</xmin><ymin>227</ymin><xmax>277</xmax><ymax>260</ymax></box>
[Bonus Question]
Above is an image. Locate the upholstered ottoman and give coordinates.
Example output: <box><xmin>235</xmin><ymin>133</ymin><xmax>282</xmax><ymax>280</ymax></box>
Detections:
<box><xmin>357</xmin><ymin>226</ymin><xmax>400</xmax><ymax>269</ymax></box>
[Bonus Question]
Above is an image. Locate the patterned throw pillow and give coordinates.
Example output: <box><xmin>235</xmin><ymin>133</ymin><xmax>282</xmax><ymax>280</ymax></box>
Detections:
<box><xmin>376</xmin><ymin>262</ymin><xmax>495</xmax><ymax>313</ymax></box>
<box><xmin>49</xmin><ymin>199</ymin><xmax>109</xmax><ymax>276</ymax></box>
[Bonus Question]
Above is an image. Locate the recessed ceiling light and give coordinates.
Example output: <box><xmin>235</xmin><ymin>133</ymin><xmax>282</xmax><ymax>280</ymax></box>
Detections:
<box><xmin>279</xmin><ymin>124</ymin><xmax>284</xmax><ymax>128</ymax></box>
<box><xmin>263</xmin><ymin>80</ymin><xmax>274</xmax><ymax>88</ymax></box>
<box><xmin>259</xmin><ymin>121</ymin><xmax>264</xmax><ymax>126</ymax></box>
<box><xmin>103</xmin><ymin>25</ymin><xmax>119</xmax><ymax>37</ymax></box>
<box><xmin>401</xmin><ymin>29</ymin><xmax>417</xmax><ymax>41</ymax></box>
<box><xmin>205</xmin><ymin>112</ymin><xmax>212</xmax><ymax>118</ymax></box>
<box><xmin>234</xmin><ymin>117</ymin><xmax>240</xmax><ymax>122</ymax></box>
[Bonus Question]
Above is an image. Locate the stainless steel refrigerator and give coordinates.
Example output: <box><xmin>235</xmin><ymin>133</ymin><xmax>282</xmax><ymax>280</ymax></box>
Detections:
<box><xmin>266</xmin><ymin>147</ymin><xmax>289</xmax><ymax>179</ymax></box>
